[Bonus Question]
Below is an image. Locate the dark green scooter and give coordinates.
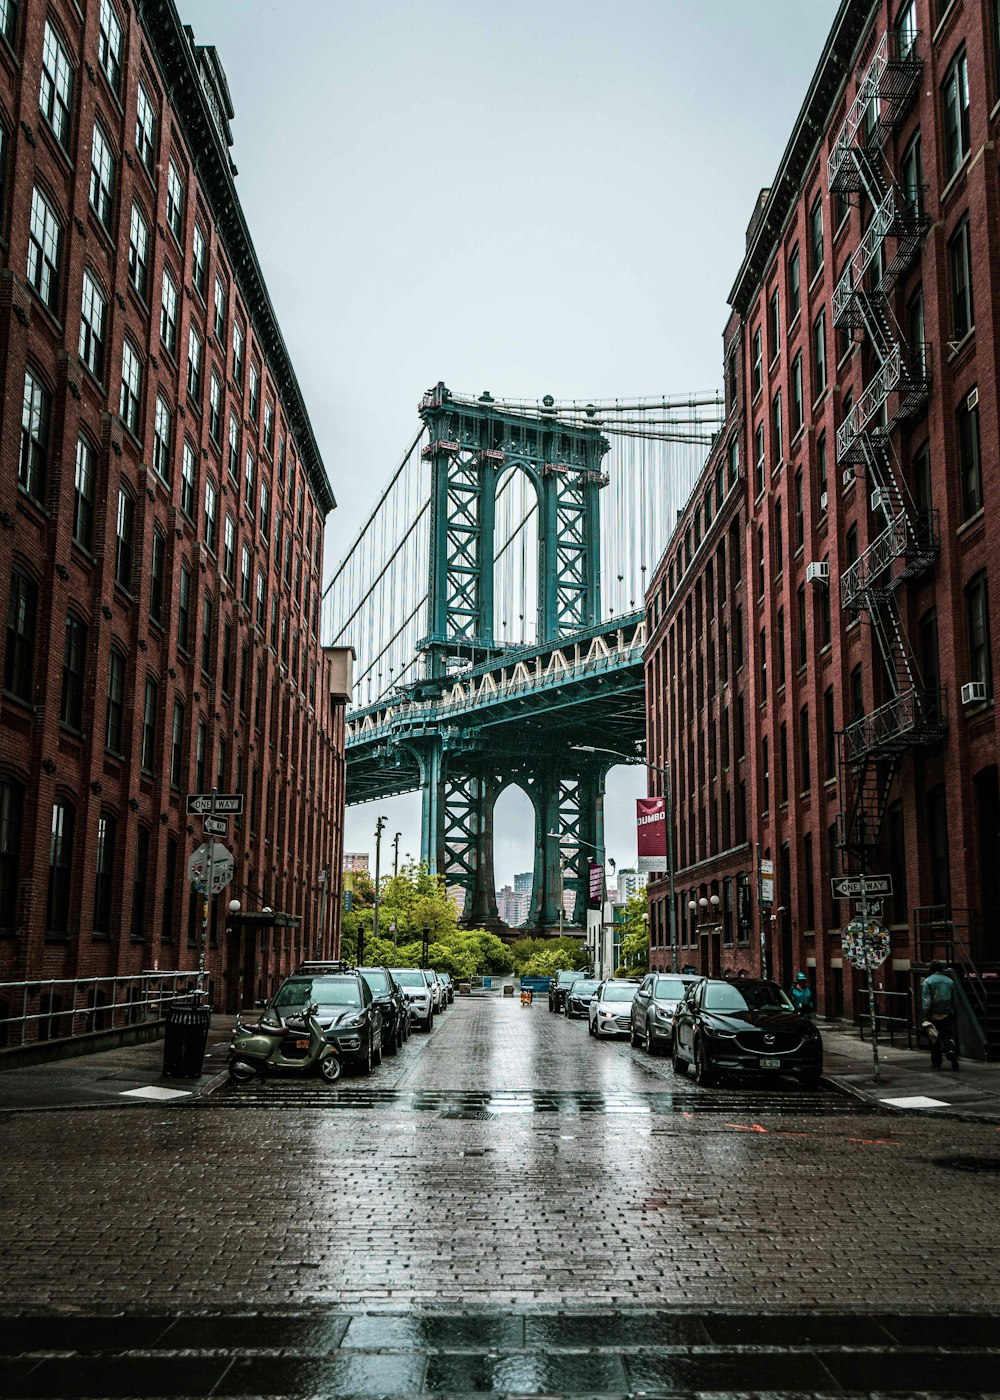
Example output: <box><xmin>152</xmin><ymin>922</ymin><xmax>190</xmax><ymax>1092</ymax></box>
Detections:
<box><xmin>228</xmin><ymin>1002</ymin><xmax>341</xmax><ymax>1084</ymax></box>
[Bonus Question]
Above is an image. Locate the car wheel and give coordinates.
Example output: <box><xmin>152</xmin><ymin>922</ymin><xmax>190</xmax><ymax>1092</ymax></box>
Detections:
<box><xmin>799</xmin><ymin>1071</ymin><xmax>822</xmax><ymax>1090</ymax></box>
<box><xmin>671</xmin><ymin>1040</ymin><xmax>689</xmax><ymax>1075</ymax></box>
<box><xmin>385</xmin><ymin>1026</ymin><xmax>398</xmax><ymax>1056</ymax></box>
<box><xmin>588</xmin><ymin>1018</ymin><xmax>596</xmax><ymax>1037</ymax></box>
<box><xmin>693</xmin><ymin>1037</ymin><xmax>716</xmax><ymax>1087</ymax></box>
<box><xmin>228</xmin><ymin>1056</ymin><xmax>257</xmax><ymax>1083</ymax></box>
<box><xmin>646</xmin><ymin>1029</ymin><xmax>658</xmax><ymax>1055</ymax></box>
<box><xmin>358</xmin><ymin>1036</ymin><xmax>373</xmax><ymax>1075</ymax></box>
<box><xmin>371</xmin><ymin>1031</ymin><xmax>382</xmax><ymax>1067</ymax></box>
<box><xmin>424</xmin><ymin>1010</ymin><xmax>434</xmax><ymax>1033</ymax></box>
<box><xmin>630</xmin><ymin>1020</ymin><xmax>641</xmax><ymax>1047</ymax></box>
<box><xmin>318</xmin><ymin>1054</ymin><xmax>342</xmax><ymax>1084</ymax></box>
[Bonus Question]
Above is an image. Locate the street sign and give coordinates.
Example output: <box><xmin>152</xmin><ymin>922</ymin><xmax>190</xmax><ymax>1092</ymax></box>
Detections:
<box><xmin>185</xmin><ymin>792</ymin><xmax>244</xmax><ymax>816</ymax></box>
<box><xmin>853</xmin><ymin>897</ymin><xmax>883</xmax><ymax>920</ymax></box>
<box><xmin>830</xmin><ymin>874</ymin><xmax>892</xmax><ymax>900</ymax></box>
<box><xmin>186</xmin><ymin>841</ymin><xmax>235</xmax><ymax>896</ymax></box>
<box><xmin>760</xmin><ymin>857</ymin><xmax>774</xmax><ymax>905</ymax></box>
<box><xmin>202</xmin><ymin>814</ymin><xmax>228</xmax><ymax>837</ymax></box>
<box><xmin>841</xmin><ymin>919</ymin><xmax>891</xmax><ymax>971</ymax></box>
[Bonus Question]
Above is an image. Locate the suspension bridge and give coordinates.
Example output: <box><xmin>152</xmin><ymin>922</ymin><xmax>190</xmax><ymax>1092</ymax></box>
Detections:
<box><xmin>322</xmin><ymin>383</ymin><xmax>722</xmax><ymax>932</ymax></box>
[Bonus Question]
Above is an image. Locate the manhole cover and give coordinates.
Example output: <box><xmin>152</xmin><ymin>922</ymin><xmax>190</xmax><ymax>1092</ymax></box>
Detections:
<box><xmin>932</xmin><ymin>1155</ymin><xmax>1000</xmax><ymax>1174</ymax></box>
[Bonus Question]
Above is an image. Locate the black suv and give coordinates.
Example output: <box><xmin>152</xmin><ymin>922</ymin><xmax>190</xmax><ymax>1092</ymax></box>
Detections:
<box><xmin>267</xmin><ymin>962</ymin><xmax>383</xmax><ymax>1074</ymax></box>
<box><xmin>549</xmin><ymin>969</ymin><xmax>582</xmax><ymax>1013</ymax></box>
<box><xmin>360</xmin><ymin>965</ymin><xmax>409</xmax><ymax>1056</ymax></box>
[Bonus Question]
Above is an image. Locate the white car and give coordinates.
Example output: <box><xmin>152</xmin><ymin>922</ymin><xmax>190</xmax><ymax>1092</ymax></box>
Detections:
<box><xmin>428</xmin><ymin>970</ymin><xmax>446</xmax><ymax>1013</ymax></box>
<box><xmin>392</xmin><ymin>968</ymin><xmax>434</xmax><ymax>1032</ymax></box>
<box><xmin>588</xmin><ymin>980</ymin><xmax>640</xmax><ymax>1038</ymax></box>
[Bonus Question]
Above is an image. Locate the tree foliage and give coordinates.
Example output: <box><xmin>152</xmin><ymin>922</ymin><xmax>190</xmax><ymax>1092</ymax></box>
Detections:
<box><xmin>614</xmin><ymin>891</ymin><xmax>650</xmax><ymax>976</ymax></box>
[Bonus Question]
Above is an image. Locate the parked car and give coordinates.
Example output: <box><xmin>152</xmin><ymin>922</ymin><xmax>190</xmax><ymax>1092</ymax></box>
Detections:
<box><xmin>428</xmin><ymin>970</ymin><xmax>446</xmax><ymax>1013</ymax></box>
<box><xmin>564</xmin><ymin>978</ymin><xmax>600</xmax><ymax>1019</ymax></box>
<box><xmin>588</xmin><ymin>980</ymin><xmax>640</xmax><ymax>1037</ymax></box>
<box><xmin>392</xmin><ymin>967</ymin><xmax>435</xmax><ymax>1032</ymax></box>
<box><xmin>671</xmin><ymin>977</ymin><xmax>823</xmax><ymax>1088</ymax></box>
<box><xmin>549</xmin><ymin>969</ymin><xmax>583</xmax><ymax>1013</ymax></box>
<box><xmin>360</xmin><ymin>965</ymin><xmax>409</xmax><ymax>1055</ymax></box>
<box><xmin>438</xmin><ymin>971</ymin><xmax>455</xmax><ymax>1004</ymax></box>
<box><xmin>630</xmin><ymin>972</ymin><xmax>700</xmax><ymax>1054</ymax></box>
<box><xmin>267</xmin><ymin>964</ymin><xmax>383</xmax><ymax>1073</ymax></box>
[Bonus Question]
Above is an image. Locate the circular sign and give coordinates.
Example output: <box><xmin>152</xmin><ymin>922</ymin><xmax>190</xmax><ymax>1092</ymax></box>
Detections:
<box><xmin>841</xmin><ymin>919</ymin><xmax>891</xmax><ymax>971</ymax></box>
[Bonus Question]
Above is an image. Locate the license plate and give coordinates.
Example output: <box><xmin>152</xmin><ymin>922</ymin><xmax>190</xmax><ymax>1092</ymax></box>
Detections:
<box><xmin>760</xmin><ymin>1057</ymin><xmax>781</xmax><ymax>1070</ymax></box>
<box><xmin>295</xmin><ymin>1039</ymin><xmax>310</xmax><ymax>1050</ymax></box>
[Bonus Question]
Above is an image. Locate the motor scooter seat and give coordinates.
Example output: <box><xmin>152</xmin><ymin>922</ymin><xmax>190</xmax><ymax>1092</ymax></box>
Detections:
<box><xmin>255</xmin><ymin>1020</ymin><xmax>288</xmax><ymax>1036</ymax></box>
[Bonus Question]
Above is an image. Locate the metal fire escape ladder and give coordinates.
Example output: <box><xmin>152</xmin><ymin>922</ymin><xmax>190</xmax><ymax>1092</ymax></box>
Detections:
<box><xmin>827</xmin><ymin>24</ymin><xmax>940</xmax><ymax>862</ymax></box>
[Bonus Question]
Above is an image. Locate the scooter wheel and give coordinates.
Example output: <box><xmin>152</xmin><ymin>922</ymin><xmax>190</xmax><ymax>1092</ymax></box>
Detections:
<box><xmin>319</xmin><ymin>1055</ymin><xmax>342</xmax><ymax>1084</ymax></box>
<box><xmin>228</xmin><ymin>1057</ymin><xmax>257</xmax><ymax>1083</ymax></box>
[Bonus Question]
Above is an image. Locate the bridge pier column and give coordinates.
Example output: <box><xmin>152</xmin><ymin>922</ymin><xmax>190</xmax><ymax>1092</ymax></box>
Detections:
<box><xmin>528</xmin><ymin>758</ymin><xmax>611</xmax><ymax>932</ymax></box>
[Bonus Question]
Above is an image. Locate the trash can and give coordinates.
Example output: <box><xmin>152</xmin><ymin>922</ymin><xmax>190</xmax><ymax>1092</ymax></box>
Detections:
<box><xmin>162</xmin><ymin>1000</ymin><xmax>211</xmax><ymax>1078</ymax></box>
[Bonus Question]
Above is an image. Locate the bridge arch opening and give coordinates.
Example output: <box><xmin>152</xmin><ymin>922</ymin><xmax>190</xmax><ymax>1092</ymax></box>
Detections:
<box><xmin>492</xmin><ymin>782</ymin><xmax>536</xmax><ymax>931</ymax></box>
<box><xmin>493</xmin><ymin>466</ymin><xmax>539</xmax><ymax>649</ymax></box>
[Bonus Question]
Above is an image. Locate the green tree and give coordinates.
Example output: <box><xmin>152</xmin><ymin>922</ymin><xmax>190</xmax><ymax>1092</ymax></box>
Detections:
<box><xmin>510</xmin><ymin>936</ymin><xmax>587</xmax><ymax>972</ymax></box>
<box><xmin>614</xmin><ymin>891</ymin><xmax>649</xmax><ymax>976</ymax></box>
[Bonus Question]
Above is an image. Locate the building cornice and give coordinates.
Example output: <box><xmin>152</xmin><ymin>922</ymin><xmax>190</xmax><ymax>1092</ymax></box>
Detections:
<box><xmin>136</xmin><ymin>0</ymin><xmax>336</xmax><ymax>517</ymax></box>
<box><xmin>727</xmin><ymin>0</ymin><xmax>878</xmax><ymax>316</ymax></box>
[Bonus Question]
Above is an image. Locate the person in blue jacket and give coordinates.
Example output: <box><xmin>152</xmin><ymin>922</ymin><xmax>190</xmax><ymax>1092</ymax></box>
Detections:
<box><xmin>789</xmin><ymin>971</ymin><xmax>814</xmax><ymax>1016</ymax></box>
<box><xmin>921</xmin><ymin>961</ymin><xmax>959</xmax><ymax>1070</ymax></box>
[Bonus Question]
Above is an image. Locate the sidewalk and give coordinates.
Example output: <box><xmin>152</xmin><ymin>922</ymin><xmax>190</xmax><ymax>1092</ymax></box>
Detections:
<box><xmin>821</xmin><ymin>1019</ymin><xmax>1000</xmax><ymax>1122</ymax></box>
<box><xmin>0</xmin><ymin>1015</ymin><xmax>235</xmax><ymax>1113</ymax></box>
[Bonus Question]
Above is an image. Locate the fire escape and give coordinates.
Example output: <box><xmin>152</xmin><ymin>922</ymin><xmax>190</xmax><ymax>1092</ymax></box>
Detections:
<box><xmin>827</xmin><ymin>28</ymin><xmax>943</xmax><ymax>862</ymax></box>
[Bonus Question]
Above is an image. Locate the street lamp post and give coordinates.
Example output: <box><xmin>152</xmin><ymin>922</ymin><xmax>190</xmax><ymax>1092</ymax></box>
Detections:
<box><xmin>571</xmin><ymin>745</ymin><xmax>679</xmax><ymax>973</ymax></box>
<box><xmin>372</xmin><ymin>815</ymin><xmax>387</xmax><ymax>959</ymax></box>
<box><xmin>688</xmin><ymin>894</ymin><xmax>722</xmax><ymax>973</ymax></box>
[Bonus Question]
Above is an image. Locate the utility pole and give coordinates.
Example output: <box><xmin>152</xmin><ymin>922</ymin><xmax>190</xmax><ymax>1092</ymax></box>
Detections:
<box><xmin>372</xmin><ymin>815</ymin><xmax>387</xmax><ymax>947</ymax></box>
<box><xmin>393</xmin><ymin>831</ymin><xmax>401</xmax><ymax>881</ymax></box>
<box><xmin>316</xmin><ymin>867</ymin><xmax>328</xmax><ymax>959</ymax></box>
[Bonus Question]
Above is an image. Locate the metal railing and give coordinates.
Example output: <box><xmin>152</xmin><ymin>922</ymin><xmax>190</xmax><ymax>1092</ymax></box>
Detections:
<box><xmin>0</xmin><ymin>972</ymin><xmax>201</xmax><ymax>1048</ymax></box>
<box><xmin>855</xmin><ymin>988</ymin><xmax>913</xmax><ymax>1048</ymax></box>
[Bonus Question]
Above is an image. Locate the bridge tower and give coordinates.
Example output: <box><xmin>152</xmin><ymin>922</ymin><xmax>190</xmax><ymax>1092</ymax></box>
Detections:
<box><xmin>411</xmin><ymin>383</ymin><xmax>613</xmax><ymax>932</ymax></box>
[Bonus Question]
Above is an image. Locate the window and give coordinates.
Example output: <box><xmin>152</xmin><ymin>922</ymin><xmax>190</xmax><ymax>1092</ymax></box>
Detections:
<box><xmin>181</xmin><ymin>440</ymin><xmax>196</xmax><ymax>516</ymax></box>
<box><xmin>759</xmin><ymin>626</ymin><xmax>767</xmax><ymax>702</ymax></box>
<box><xmin>40</xmin><ymin>21</ymin><xmax>73</xmax><ymax>148</ymax></box>
<box><xmin>119</xmin><ymin>340</ymin><xmax>142</xmax><ymax>434</ymax></box>
<box><xmin>788</xmin><ymin>245</ymin><xmax>800</xmax><ymax>322</ymax></box>
<box><xmin>812</xmin><ymin>308</ymin><xmax>827</xmax><ymax>398</ymax></box>
<box><xmin>170</xmin><ymin>700</ymin><xmax>184</xmax><ymax>787</ymax></box>
<box><xmin>201</xmin><ymin>595</ymin><xmax>213</xmax><ymax>672</ymax></box>
<box><xmin>727</xmin><ymin>433</ymin><xmax>738</xmax><ymax>485</ymax></box>
<box><xmin>178</xmin><ymin>563</ymin><xmax>191</xmax><ymax>651</ymax></box>
<box><xmin>89</xmin><ymin>123</ymin><xmax>115</xmax><ymax>227</ymax></box>
<box><xmin>756</xmin><ymin>525</ymin><xmax>765</xmax><ymax>599</ymax></box>
<box><xmin>248</xmin><ymin>363</ymin><xmax>259</xmax><ymax>419</ymax></box>
<box><xmin>256</xmin><ymin>571</ymin><xmax>266</xmax><ymax>629</ymax></box>
<box><xmin>244</xmin><ymin>449</ymin><xmax>256</xmax><ymax>506</ymax></box>
<box><xmin>135</xmin><ymin>81</ymin><xmax>156</xmax><ymax>170</ymax></box>
<box><xmin>208</xmin><ymin>373</ymin><xmax>222</xmax><ymax>444</ymax></box>
<box><xmin>264</xmin><ymin>401</ymin><xmax>274</xmax><ymax>454</ymax></box>
<box><xmin>754</xmin><ymin>422</ymin><xmax>764</xmax><ymax>498</ymax></box>
<box><xmin>152</xmin><ymin>396</ymin><xmax>171</xmax><ymax>482</ymax></box>
<box><xmin>73</xmin><ymin>436</ymin><xmax>95</xmax><ymax>550</ymax></box>
<box><xmin>819</xmin><ymin>559</ymin><xmax>831</xmax><ymax>647</ymax></box>
<box><xmin>5</xmin><ymin>567</ymin><xmax>37</xmax><ymax>701</ymax></box>
<box><xmin>771</xmin><ymin>388</ymin><xmax>782</xmax><ymax>466</ymax></box>
<box><xmin>59</xmin><ymin>612</ymin><xmax>86</xmax><ymax>729</ymax></box>
<box><xmin>105</xmin><ymin>649</ymin><xmax>125</xmax><ymax>752</ymax></box>
<box><xmin>0</xmin><ymin>776</ymin><xmax>23</xmax><ymax>930</ymax></box>
<box><xmin>270</xmin><ymin>594</ymin><xmax>278</xmax><ymax>648</ymax></box>
<box><xmin>779</xmin><ymin>723</ymin><xmax>788</xmax><ymax>802</ymax></box>
<box><xmin>191</xmin><ymin>221</ymin><xmax>207</xmax><ymax>297</ymax></box>
<box><xmin>761</xmin><ymin>735</ymin><xmax>769</xmax><ymax>811</ymax></box>
<box><xmin>751</xmin><ymin>325</ymin><xmax>762</xmax><ymax>397</ymax></box>
<box><xmin>0</xmin><ymin>0</ymin><xmax>18</xmax><ymax>47</ymax></box>
<box><xmin>128</xmin><ymin>203</ymin><xmax>149</xmax><ymax>298</ymax></box>
<box><xmin>228</xmin><ymin>413</ymin><xmax>239</xmax><ymax>479</ymax></box>
<box><xmin>824</xmin><ymin>685</ymin><xmax>836</xmax><ymax>779</ymax></box>
<box><xmin>46</xmin><ymin>799</ymin><xmax>74</xmax><ymax>934</ymax></box>
<box><xmin>809</xmin><ymin>194</ymin><xmax>823</xmax><ymax>277</ymax></box>
<box><xmin>150</xmin><ymin>529</ymin><xmax>165</xmax><ymax>625</ymax></box>
<box><xmin>19</xmin><ymin>369</ymin><xmax>50</xmax><ymax>501</ymax></box>
<box><xmin>948</xmin><ymin>217</ymin><xmax>974</xmax><ymax>341</ymax></box>
<box><xmin>260</xmin><ymin>479</ymin><xmax>269</xmax><ymax>538</ymax></box>
<box><xmin>897</xmin><ymin>0</ymin><xmax>917</xmax><ymax>59</ymax></box>
<box><xmin>776</xmin><ymin>607</ymin><xmax>785</xmax><ymax>687</ymax></box>
<box><xmin>203</xmin><ymin>477</ymin><xmax>218</xmax><ymax>553</ymax></box>
<box><xmin>799</xmin><ymin>705</ymin><xmax>810</xmax><ymax>793</ymax></box>
<box><xmin>78</xmin><ymin>271</ymin><xmax>107</xmax><ymax>380</ymax></box>
<box><xmin>93</xmin><ymin>812</ymin><xmax>116</xmax><ymax>934</ymax></box>
<box><xmin>849</xmin><ymin>664</ymin><xmax>864</xmax><ymax>725</ymax></box>
<box><xmin>774</xmin><ymin>499</ymin><xmax>783</xmax><ymax>575</ymax></box>
<box><xmin>166</xmin><ymin>159</ymin><xmax>184</xmax><ymax>240</ymax></box>
<box><xmin>957</xmin><ymin>389</ymin><xmax>982</xmax><ymax>519</ymax></box>
<box><xmin>241</xmin><ymin>544</ymin><xmax>252</xmax><ymax>607</ymax></box>
<box><xmin>767</xmin><ymin>287</ymin><xmax>780</xmax><ymax>363</ymax></box>
<box><xmin>816</xmin><ymin>431</ymin><xmax>828</xmax><ymax>510</ymax></box>
<box><xmin>98</xmin><ymin>0</ymin><xmax>122</xmax><ymax>91</ymax></box>
<box><xmin>232</xmin><ymin>321</ymin><xmax>244</xmax><ymax>385</ymax></box>
<box><xmin>942</xmin><ymin>48</ymin><xmax>970</xmax><ymax>179</ymax></box>
<box><xmin>794</xmin><ymin>468</ymin><xmax>804</xmax><ymax>549</ymax></box>
<box><xmin>196</xmin><ymin>718</ymin><xmax>207</xmax><ymax>791</ymax></box>
<box><xmin>789</xmin><ymin>351</ymin><xmax>804</xmax><ymax>437</ymax></box>
<box><xmin>131</xmin><ymin>825</ymin><xmax>150</xmax><ymax>940</ymax></box>
<box><xmin>223</xmin><ymin>514</ymin><xmax>236</xmax><ymax>582</ymax></box>
<box><xmin>213</xmin><ymin>276</ymin><xmax>226</xmax><ymax>340</ymax></box>
<box><xmin>139</xmin><ymin>677</ymin><xmax>157</xmax><ymax>772</ymax></box>
<box><xmin>221</xmin><ymin>622</ymin><xmax>233</xmax><ymax>695</ymax></box>
<box><xmin>161</xmin><ymin>837</ymin><xmax>177</xmax><ymax>942</ymax></box>
<box><xmin>115</xmin><ymin>486</ymin><xmax>134</xmax><ymax>590</ymax></box>
<box><xmin>901</xmin><ymin>129</ymin><xmax>923</xmax><ymax>217</ymax></box>
<box><xmin>160</xmin><ymin>269</ymin><xmax>178</xmax><ymax>354</ymax></box>
<box><xmin>187</xmin><ymin>325</ymin><xmax>203</xmax><ymax>402</ymax></box>
<box><xmin>27</xmin><ymin>186</ymin><xmax>62</xmax><ymax>311</ymax></box>
<box><xmin>797</xmin><ymin>584</ymin><xmax>807</xmax><ymax>668</ymax></box>
<box><xmin>966</xmin><ymin>571</ymin><xmax>992</xmax><ymax>698</ymax></box>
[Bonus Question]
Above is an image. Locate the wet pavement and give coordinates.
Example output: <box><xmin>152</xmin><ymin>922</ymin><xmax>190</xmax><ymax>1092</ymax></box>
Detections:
<box><xmin>2</xmin><ymin>996</ymin><xmax>999</xmax><ymax>1397</ymax></box>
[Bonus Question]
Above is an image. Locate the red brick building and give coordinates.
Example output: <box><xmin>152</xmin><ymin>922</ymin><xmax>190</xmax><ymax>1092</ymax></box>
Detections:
<box><xmin>0</xmin><ymin>0</ymin><xmax>347</xmax><ymax>1034</ymax></box>
<box><xmin>646</xmin><ymin>0</ymin><xmax>1000</xmax><ymax>1036</ymax></box>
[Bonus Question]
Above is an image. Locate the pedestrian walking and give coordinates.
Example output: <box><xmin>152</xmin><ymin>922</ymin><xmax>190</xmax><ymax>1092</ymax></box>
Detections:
<box><xmin>921</xmin><ymin>960</ymin><xmax>959</xmax><ymax>1070</ymax></box>
<box><xmin>789</xmin><ymin>971</ymin><xmax>814</xmax><ymax>1016</ymax></box>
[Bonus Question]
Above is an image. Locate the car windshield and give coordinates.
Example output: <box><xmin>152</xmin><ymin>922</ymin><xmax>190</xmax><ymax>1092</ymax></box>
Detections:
<box><xmin>572</xmin><ymin>981</ymin><xmax>599</xmax><ymax>997</ymax></box>
<box><xmin>653</xmin><ymin>978</ymin><xmax>687</xmax><ymax>1000</ymax></box>
<box><xmin>361</xmin><ymin>970</ymin><xmax>388</xmax><ymax>994</ymax></box>
<box><xmin>275</xmin><ymin>976</ymin><xmax>360</xmax><ymax>1009</ymax></box>
<box><xmin>393</xmin><ymin>970</ymin><xmax>428</xmax><ymax>988</ymax></box>
<box><xmin>602</xmin><ymin>984</ymin><xmax>638</xmax><ymax>1003</ymax></box>
<box><xmin>556</xmin><ymin>971</ymin><xmax>579</xmax><ymax>986</ymax></box>
<box><xmin>703</xmin><ymin>981</ymin><xmax>795</xmax><ymax>1013</ymax></box>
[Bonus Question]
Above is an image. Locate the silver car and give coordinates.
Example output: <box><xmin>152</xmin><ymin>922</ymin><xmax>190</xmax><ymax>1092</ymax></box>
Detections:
<box><xmin>392</xmin><ymin>968</ymin><xmax>434</xmax><ymax>1032</ymax></box>
<box><xmin>588</xmin><ymin>979</ymin><xmax>639</xmax><ymax>1038</ymax></box>
<box><xmin>427</xmin><ymin>970</ymin><xmax>445</xmax><ymax>1013</ymax></box>
<box><xmin>630</xmin><ymin>972</ymin><xmax>701</xmax><ymax>1054</ymax></box>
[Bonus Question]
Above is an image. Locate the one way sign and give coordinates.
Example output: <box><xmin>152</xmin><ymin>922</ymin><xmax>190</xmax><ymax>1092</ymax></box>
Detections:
<box><xmin>831</xmin><ymin>874</ymin><xmax>893</xmax><ymax>899</ymax></box>
<box><xmin>185</xmin><ymin>792</ymin><xmax>244</xmax><ymax>816</ymax></box>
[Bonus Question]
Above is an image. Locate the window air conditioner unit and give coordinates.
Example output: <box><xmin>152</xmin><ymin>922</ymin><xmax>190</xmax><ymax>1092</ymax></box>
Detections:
<box><xmin>806</xmin><ymin>561</ymin><xmax>830</xmax><ymax>584</ymax></box>
<box><xmin>842</xmin><ymin>468</ymin><xmax>855</xmax><ymax>487</ymax></box>
<box><xmin>819</xmin><ymin>490</ymin><xmax>828</xmax><ymax>512</ymax></box>
<box><xmin>967</xmin><ymin>387</ymin><xmax>979</xmax><ymax>411</ymax></box>
<box><xmin>870</xmin><ymin>487</ymin><xmax>886</xmax><ymax>512</ymax></box>
<box><xmin>961</xmin><ymin>680</ymin><xmax>987</xmax><ymax>705</ymax></box>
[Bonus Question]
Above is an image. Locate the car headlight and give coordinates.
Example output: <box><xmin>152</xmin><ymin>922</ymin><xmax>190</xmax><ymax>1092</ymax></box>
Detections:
<box><xmin>704</xmin><ymin>1025</ymin><xmax>736</xmax><ymax>1038</ymax></box>
<box><xmin>339</xmin><ymin>1015</ymin><xmax>364</xmax><ymax>1029</ymax></box>
<box><xmin>654</xmin><ymin>1005</ymin><xmax>674</xmax><ymax>1019</ymax></box>
<box><xmin>600</xmin><ymin>1009</ymin><xmax>616</xmax><ymax>1018</ymax></box>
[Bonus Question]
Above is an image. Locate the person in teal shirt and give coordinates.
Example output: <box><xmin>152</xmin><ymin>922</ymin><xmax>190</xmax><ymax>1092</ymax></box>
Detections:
<box><xmin>790</xmin><ymin>971</ymin><xmax>814</xmax><ymax>1016</ymax></box>
<box><xmin>921</xmin><ymin>961</ymin><xmax>958</xmax><ymax>1069</ymax></box>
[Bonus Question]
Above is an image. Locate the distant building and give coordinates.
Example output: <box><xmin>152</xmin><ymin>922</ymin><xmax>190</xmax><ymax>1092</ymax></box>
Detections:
<box><xmin>616</xmin><ymin>869</ymin><xmax>648</xmax><ymax>905</ymax></box>
<box><xmin>343</xmin><ymin>853</ymin><xmax>370</xmax><ymax>874</ymax></box>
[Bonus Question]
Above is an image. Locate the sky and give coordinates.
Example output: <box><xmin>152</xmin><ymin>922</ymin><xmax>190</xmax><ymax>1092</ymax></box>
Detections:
<box><xmin>193</xmin><ymin>0</ymin><xmax>839</xmax><ymax>886</ymax></box>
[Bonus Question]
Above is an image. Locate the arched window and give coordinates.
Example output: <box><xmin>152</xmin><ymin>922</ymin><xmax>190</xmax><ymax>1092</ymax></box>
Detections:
<box><xmin>93</xmin><ymin>810</ymin><xmax>117</xmax><ymax>935</ymax></box>
<box><xmin>46</xmin><ymin>797</ymin><xmax>74</xmax><ymax>933</ymax></box>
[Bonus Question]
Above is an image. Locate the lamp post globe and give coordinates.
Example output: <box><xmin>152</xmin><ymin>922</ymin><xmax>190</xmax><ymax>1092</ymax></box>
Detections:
<box><xmin>228</xmin><ymin>898</ymin><xmax>241</xmax><ymax>914</ymax></box>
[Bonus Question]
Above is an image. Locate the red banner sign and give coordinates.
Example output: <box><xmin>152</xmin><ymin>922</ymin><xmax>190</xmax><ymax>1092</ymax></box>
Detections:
<box><xmin>588</xmin><ymin>861</ymin><xmax>603</xmax><ymax>908</ymax></box>
<box><xmin>636</xmin><ymin>797</ymin><xmax>666</xmax><ymax>873</ymax></box>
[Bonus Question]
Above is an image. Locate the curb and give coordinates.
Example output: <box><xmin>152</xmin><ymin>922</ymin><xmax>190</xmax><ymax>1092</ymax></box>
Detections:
<box><xmin>821</xmin><ymin>1070</ymin><xmax>1000</xmax><ymax>1125</ymax></box>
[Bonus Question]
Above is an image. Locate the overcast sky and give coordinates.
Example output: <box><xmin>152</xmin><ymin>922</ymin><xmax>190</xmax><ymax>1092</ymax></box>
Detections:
<box><xmin>193</xmin><ymin>0</ymin><xmax>838</xmax><ymax>887</ymax></box>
